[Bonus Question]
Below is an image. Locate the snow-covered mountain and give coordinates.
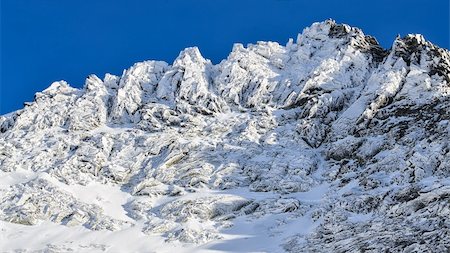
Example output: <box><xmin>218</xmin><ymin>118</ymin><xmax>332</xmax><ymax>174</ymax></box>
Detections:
<box><xmin>1</xmin><ymin>20</ymin><xmax>449</xmax><ymax>252</ymax></box>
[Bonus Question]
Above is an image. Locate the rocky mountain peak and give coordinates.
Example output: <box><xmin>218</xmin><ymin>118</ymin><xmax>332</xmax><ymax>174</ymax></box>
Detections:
<box><xmin>1</xmin><ymin>21</ymin><xmax>449</xmax><ymax>252</ymax></box>
<box><xmin>173</xmin><ymin>46</ymin><xmax>210</xmax><ymax>67</ymax></box>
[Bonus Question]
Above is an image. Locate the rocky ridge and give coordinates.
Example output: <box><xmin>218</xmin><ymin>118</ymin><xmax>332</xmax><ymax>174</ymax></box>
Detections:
<box><xmin>1</xmin><ymin>20</ymin><xmax>449</xmax><ymax>252</ymax></box>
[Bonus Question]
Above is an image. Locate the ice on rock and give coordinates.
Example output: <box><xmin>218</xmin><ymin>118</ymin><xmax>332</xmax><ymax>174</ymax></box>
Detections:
<box><xmin>111</xmin><ymin>60</ymin><xmax>169</xmax><ymax>123</ymax></box>
<box><xmin>0</xmin><ymin>177</ymin><xmax>128</xmax><ymax>230</ymax></box>
<box><xmin>66</xmin><ymin>75</ymin><xmax>111</xmax><ymax>131</ymax></box>
<box><xmin>41</xmin><ymin>80</ymin><xmax>76</xmax><ymax>95</ymax></box>
<box><xmin>1</xmin><ymin>20</ymin><xmax>450</xmax><ymax>252</ymax></box>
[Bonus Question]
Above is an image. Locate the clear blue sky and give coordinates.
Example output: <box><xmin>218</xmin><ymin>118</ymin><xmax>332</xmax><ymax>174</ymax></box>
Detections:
<box><xmin>1</xmin><ymin>0</ymin><xmax>449</xmax><ymax>114</ymax></box>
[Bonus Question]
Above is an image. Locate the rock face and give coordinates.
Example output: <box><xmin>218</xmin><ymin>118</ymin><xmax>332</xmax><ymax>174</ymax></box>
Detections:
<box><xmin>1</xmin><ymin>20</ymin><xmax>449</xmax><ymax>252</ymax></box>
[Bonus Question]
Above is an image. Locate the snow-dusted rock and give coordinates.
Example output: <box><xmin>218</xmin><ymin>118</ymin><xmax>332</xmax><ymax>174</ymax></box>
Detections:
<box><xmin>1</xmin><ymin>20</ymin><xmax>449</xmax><ymax>252</ymax></box>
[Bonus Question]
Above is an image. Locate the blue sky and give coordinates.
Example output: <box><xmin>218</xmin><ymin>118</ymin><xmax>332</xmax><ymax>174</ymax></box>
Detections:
<box><xmin>1</xmin><ymin>0</ymin><xmax>449</xmax><ymax>114</ymax></box>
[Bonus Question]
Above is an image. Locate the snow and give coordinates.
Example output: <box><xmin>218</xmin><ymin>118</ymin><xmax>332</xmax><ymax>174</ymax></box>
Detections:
<box><xmin>0</xmin><ymin>220</ymin><xmax>188</xmax><ymax>253</ymax></box>
<box><xmin>347</xmin><ymin>212</ymin><xmax>373</xmax><ymax>223</ymax></box>
<box><xmin>0</xmin><ymin>169</ymin><xmax>36</xmax><ymax>189</ymax></box>
<box><xmin>60</xmin><ymin>183</ymin><xmax>132</xmax><ymax>222</ymax></box>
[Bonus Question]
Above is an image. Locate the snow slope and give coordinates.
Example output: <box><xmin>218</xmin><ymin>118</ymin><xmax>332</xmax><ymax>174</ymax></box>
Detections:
<box><xmin>1</xmin><ymin>20</ymin><xmax>450</xmax><ymax>252</ymax></box>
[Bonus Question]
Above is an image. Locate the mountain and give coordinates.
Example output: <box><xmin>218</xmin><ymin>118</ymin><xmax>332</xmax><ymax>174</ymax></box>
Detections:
<box><xmin>1</xmin><ymin>20</ymin><xmax>449</xmax><ymax>252</ymax></box>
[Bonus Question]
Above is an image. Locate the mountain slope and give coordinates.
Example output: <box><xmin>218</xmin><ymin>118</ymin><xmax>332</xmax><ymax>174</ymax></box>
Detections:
<box><xmin>1</xmin><ymin>20</ymin><xmax>449</xmax><ymax>252</ymax></box>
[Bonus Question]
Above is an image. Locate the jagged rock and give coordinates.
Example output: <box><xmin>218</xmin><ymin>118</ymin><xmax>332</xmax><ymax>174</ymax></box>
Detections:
<box><xmin>1</xmin><ymin>20</ymin><xmax>449</xmax><ymax>252</ymax></box>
